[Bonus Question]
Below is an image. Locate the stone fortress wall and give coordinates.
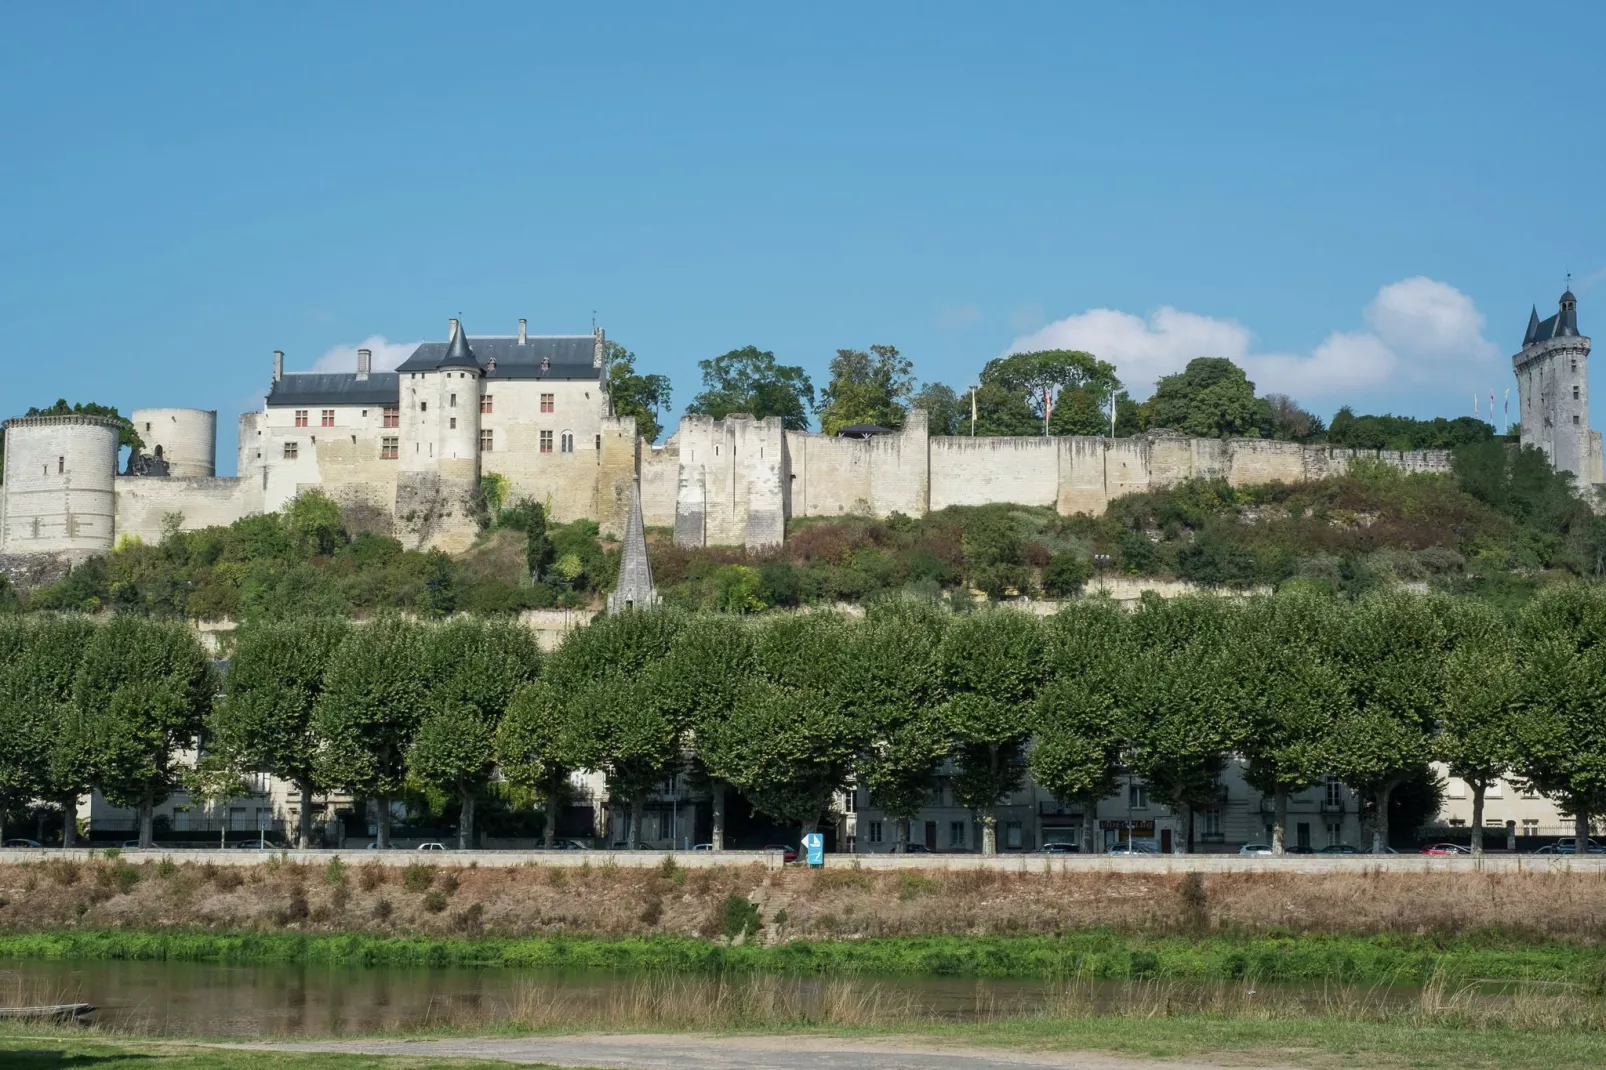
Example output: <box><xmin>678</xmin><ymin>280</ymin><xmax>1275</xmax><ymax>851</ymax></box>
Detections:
<box><xmin>650</xmin><ymin>408</ymin><xmax>1454</xmax><ymax>549</ymax></box>
<box><xmin>0</xmin><ymin>403</ymin><xmax>1458</xmax><ymax>565</ymax></box>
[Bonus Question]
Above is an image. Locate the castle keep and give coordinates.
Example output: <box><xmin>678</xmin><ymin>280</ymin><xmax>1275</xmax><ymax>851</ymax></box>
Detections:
<box><xmin>1</xmin><ymin>295</ymin><xmax>1589</xmax><ymax>567</ymax></box>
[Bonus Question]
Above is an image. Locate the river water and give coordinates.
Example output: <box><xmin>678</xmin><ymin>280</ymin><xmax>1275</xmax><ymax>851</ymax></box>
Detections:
<box><xmin>0</xmin><ymin>959</ymin><xmax>1102</xmax><ymax>1036</ymax></box>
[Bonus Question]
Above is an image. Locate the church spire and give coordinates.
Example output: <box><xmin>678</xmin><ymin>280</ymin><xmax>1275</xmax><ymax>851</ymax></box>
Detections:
<box><xmin>607</xmin><ymin>479</ymin><xmax>660</xmax><ymax>614</ymax></box>
<box><xmin>1525</xmin><ymin>305</ymin><xmax>1541</xmax><ymax>346</ymax></box>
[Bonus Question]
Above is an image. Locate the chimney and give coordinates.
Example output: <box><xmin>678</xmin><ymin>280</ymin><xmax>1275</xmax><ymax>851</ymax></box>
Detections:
<box><xmin>593</xmin><ymin>326</ymin><xmax>606</xmax><ymax>368</ymax></box>
<box><xmin>448</xmin><ymin>317</ymin><xmax>460</xmax><ymax>341</ymax></box>
<box><xmin>356</xmin><ymin>347</ymin><xmax>372</xmax><ymax>381</ymax></box>
<box><xmin>273</xmin><ymin>350</ymin><xmax>284</xmax><ymax>383</ymax></box>
<box><xmin>518</xmin><ymin>318</ymin><xmax>528</xmax><ymax>345</ymax></box>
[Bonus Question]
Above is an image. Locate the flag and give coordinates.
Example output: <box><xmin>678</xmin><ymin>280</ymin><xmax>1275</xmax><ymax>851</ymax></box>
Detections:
<box><xmin>1473</xmin><ymin>393</ymin><xmax>1478</xmax><ymax>419</ymax></box>
<box><xmin>1044</xmin><ymin>388</ymin><xmax>1053</xmax><ymax>420</ymax></box>
<box><xmin>971</xmin><ymin>388</ymin><xmax>977</xmax><ymax>424</ymax></box>
<box><xmin>1504</xmin><ymin>388</ymin><xmax>1509</xmax><ymax>419</ymax></box>
<box><xmin>1490</xmin><ymin>391</ymin><xmax>1496</xmax><ymax>424</ymax></box>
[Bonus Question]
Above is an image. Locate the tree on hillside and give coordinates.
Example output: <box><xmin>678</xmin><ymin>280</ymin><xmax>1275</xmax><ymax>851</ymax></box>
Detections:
<box><xmin>1047</xmin><ymin>387</ymin><xmax>1111</xmax><ymax>436</ymax></box>
<box><xmin>1141</xmin><ymin>358</ymin><xmax>1270</xmax><ymax>438</ymax></box>
<box><xmin>1330</xmin><ymin>408</ymin><xmax>1493</xmax><ymax>451</ymax></box>
<box><xmin>1263</xmin><ymin>394</ymin><xmax>1326</xmax><ymax>442</ymax></box>
<box><xmin>848</xmin><ymin>601</ymin><xmax>950</xmax><ymax>853</ymax></box>
<box><xmin>910</xmin><ymin>382</ymin><xmax>968</xmax><ymax>436</ymax></box>
<box><xmin>604</xmin><ymin>341</ymin><xmax>673</xmax><ymax>444</ymax></box>
<box><xmin>1437</xmin><ymin>600</ymin><xmax>1518</xmax><ymax>856</ymax></box>
<box><xmin>938</xmin><ymin>611</ymin><xmax>1048</xmax><ymax>854</ymax></box>
<box><xmin>211</xmin><ymin>617</ymin><xmax>350</xmax><ymax>848</ymax></box>
<box><xmin>284</xmin><ymin>490</ymin><xmax>346</xmax><ymax>557</ymax></box>
<box><xmin>66</xmin><ymin>617</ymin><xmax>214</xmax><ymax>847</ymax></box>
<box><xmin>686</xmin><ymin>345</ymin><xmax>815</xmax><ymax>430</ymax></box>
<box><xmin>0</xmin><ymin>617</ymin><xmax>96</xmax><ymax>845</ymax></box>
<box><xmin>979</xmin><ymin>350</ymin><xmax>1121</xmax><ymax>437</ymax></box>
<box><xmin>1329</xmin><ymin>594</ymin><xmax>1449</xmax><ymax>852</ymax></box>
<box><xmin>314</xmin><ymin>619</ymin><xmax>430</xmax><ymax>848</ymax></box>
<box><xmin>408</xmin><ymin>619</ymin><xmax>542</xmax><ymax>848</ymax></box>
<box><xmin>971</xmin><ymin>382</ymin><xmax>1040</xmax><ymax>436</ymax></box>
<box><xmin>818</xmin><ymin>345</ymin><xmax>916</xmax><ymax>436</ymax></box>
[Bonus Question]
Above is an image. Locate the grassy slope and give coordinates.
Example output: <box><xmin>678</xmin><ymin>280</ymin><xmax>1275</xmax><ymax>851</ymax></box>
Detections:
<box><xmin>1</xmin><ymin>928</ymin><xmax>1600</xmax><ymax>986</ymax></box>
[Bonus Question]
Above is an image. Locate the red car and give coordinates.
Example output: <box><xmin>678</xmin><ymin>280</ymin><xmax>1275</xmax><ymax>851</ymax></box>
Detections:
<box><xmin>762</xmin><ymin>844</ymin><xmax>799</xmax><ymax>863</ymax></box>
<box><xmin>1419</xmin><ymin>843</ymin><xmax>1470</xmax><ymax>855</ymax></box>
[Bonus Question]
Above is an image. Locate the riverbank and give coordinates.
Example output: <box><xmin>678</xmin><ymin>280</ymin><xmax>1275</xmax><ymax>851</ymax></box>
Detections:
<box><xmin>3</xmin><ymin>927</ymin><xmax>1602</xmax><ymax>985</ymax></box>
<box><xmin>5</xmin><ymin>856</ymin><xmax>1606</xmax><ymax>943</ymax></box>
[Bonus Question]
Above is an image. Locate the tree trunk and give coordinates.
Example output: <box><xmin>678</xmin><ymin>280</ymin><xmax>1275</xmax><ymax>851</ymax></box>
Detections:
<box><xmin>459</xmin><ymin>790</ymin><xmax>475</xmax><ymax>851</ymax></box>
<box><xmin>1470</xmin><ymin>782</ymin><xmax>1485</xmax><ymax>857</ymax></box>
<box><xmin>60</xmin><ymin>795</ymin><xmax>77</xmax><ymax>848</ymax></box>
<box><xmin>710</xmin><ymin>781</ymin><xmax>725</xmax><ymax>851</ymax></box>
<box><xmin>1576</xmin><ymin>809</ymin><xmax>1591</xmax><ymax>850</ymax></box>
<box><xmin>544</xmin><ymin>770</ymin><xmax>563</xmax><ymax>848</ymax></box>
<box><xmin>1371</xmin><ymin>783</ymin><xmax>1395</xmax><ymax>853</ymax></box>
<box><xmin>1272</xmin><ymin>788</ymin><xmax>1288</xmax><ymax>855</ymax></box>
<box><xmin>893</xmin><ymin>817</ymin><xmax>909</xmax><ymax>855</ymax></box>
<box><xmin>981</xmin><ymin>810</ymin><xmax>997</xmax><ymax>855</ymax></box>
<box><xmin>298</xmin><ymin>781</ymin><xmax>315</xmax><ymax>850</ymax></box>
<box><xmin>630</xmin><ymin>797</ymin><xmax>645</xmax><ymax>848</ymax></box>
<box><xmin>138</xmin><ymin>794</ymin><xmax>155</xmax><ymax>849</ymax></box>
<box><xmin>1176</xmin><ymin>800</ymin><xmax>1192</xmax><ymax>855</ymax></box>
<box><xmin>376</xmin><ymin>795</ymin><xmax>391</xmax><ymax>849</ymax></box>
<box><xmin>1082</xmin><ymin>807</ymin><xmax>1096</xmax><ymax>855</ymax></box>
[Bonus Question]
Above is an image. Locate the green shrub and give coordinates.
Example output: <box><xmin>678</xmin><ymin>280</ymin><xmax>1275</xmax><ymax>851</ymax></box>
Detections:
<box><xmin>401</xmin><ymin>864</ymin><xmax>434</xmax><ymax>893</ymax></box>
<box><xmin>1042</xmin><ymin>552</ymin><xmax>1092</xmax><ymax>597</ymax></box>
<box><xmin>422</xmin><ymin>891</ymin><xmax>448</xmax><ymax>914</ymax></box>
<box><xmin>721</xmin><ymin>894</ymin><xmax>761</xmax><ymax>941</ymax></box>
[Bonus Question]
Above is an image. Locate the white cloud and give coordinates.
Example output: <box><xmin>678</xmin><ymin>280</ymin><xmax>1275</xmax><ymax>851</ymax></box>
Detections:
<box><xmin>936</xmin><ymin>303</ymin><xmax>982</xmax><ymax>330</ymax></box>
<box><xmin>307</xmin><ymin>335</ymin><xmax>424</xmax><ymax>374</ymax></box>
<box><xmin>1005</xmin><ymin>276</ymin><xmax>1502</xmax><ymax>403</ymax></box>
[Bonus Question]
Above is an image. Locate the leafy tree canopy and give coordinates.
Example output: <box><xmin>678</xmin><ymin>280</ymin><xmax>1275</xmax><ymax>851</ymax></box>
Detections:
<box><xmin>1328</xmin><ymin>407</ymin><xmax>1494</xmax><ymax>451</ymax></box>
<box><xmin>817</xmin><ymin>345</ymin><xmax>916</xmax><ymax>436</ymax></box>
<box><xmin>981</xmin><ymin>350</ymin><xmax>1121</xmax><ymax>436</ymax></box>
<box><xmin>604</xmin><ymin>341</ymin><xmax>673</xmax><ymax>444</ymax></box>
<box><xmin>910</xmin><ymin>382</ymin><xmax>967</xmax><ymax>436</ymax></box>
<box><xmin>686</xmin><ymin>346</ymin><xmax>815</xmax><ymax>431</ymax></box>
<box><xmin>1141</xmin><ymin>358</ymin><xmax>1270</xmax><ymax>438</ymax></box>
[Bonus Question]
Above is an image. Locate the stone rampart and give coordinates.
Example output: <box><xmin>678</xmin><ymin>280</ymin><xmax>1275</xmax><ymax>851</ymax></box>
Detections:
<box><xmin>113</xmin><ymin>476</ymin><xmax>263</xmax><ymax>545</ymax></box>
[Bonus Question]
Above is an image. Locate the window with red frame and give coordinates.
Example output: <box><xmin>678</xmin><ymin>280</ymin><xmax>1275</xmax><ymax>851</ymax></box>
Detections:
<box><xmin>294</xmin><ymin>409</ymin><xmax>308</xmax><ymax>427</ymax></box>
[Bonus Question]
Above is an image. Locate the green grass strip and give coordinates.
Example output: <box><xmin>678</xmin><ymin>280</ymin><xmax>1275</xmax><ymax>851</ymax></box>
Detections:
<box><xmin>1</xmin><ymin>928</ymin><xmax>1601</xmax><ymax>985</ymax></box>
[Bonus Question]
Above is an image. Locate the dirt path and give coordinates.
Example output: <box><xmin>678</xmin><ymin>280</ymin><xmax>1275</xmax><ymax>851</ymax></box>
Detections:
<box><xmin>221</xmin><ymin>1033</ymin><xmax>1297</xmax><ymax>1070</ymax></box>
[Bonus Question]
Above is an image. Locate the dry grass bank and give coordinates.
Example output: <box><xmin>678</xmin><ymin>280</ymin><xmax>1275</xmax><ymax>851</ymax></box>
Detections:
<box><xmin>3</xmin><ymin>857</ymin><xmax>1605</xmax><ymax>943</ymax></box>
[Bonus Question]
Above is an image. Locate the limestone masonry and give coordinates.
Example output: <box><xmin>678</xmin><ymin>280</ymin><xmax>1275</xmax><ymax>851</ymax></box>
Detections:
<box><xmin>0</xmin><ymin>293</ymin><xmax>1592</xmax><ymax>567</ymax></box>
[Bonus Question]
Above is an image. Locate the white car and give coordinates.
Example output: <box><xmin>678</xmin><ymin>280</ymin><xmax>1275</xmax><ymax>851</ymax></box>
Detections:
<box><xmin>1238</xmin><ymin>843</ymin><xmax>1274</xmax><ymax>856</ymax></box>
<box><xmin>417</xmin><ymin>842</ymin><xmax>448</xmax><ymax>851</ymax></box>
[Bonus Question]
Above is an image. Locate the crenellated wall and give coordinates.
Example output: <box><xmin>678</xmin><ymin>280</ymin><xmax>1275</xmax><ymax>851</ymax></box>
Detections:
<box><xmin>669</xmin><ymin>416</ymin><xmax>1457</xmax><ymax>547</ymax></box>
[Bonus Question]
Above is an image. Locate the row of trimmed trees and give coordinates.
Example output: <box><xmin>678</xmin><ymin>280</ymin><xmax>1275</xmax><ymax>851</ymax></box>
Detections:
<box><xmin>3</xmin><ymin>586</ymin><xmax>1605</xmax><ymax>853</ymax></box>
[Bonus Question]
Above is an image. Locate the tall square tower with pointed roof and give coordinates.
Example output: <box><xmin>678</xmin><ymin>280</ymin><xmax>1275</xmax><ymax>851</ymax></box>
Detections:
<box><xmin>1514</xmin><ymin>288</ymin><xmax>1599</xmax><ymax>485</ymax></box>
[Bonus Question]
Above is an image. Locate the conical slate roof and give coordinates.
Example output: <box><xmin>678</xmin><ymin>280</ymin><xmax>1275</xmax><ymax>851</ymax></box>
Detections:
<box><xmin>437</xmin><ymin>319</ymin><xmax>480</xmax><ymax>370</ymax></box>
<box><xmin>607</xmin><ymin>480</ymin><xmax>660</xmax><ymax>614</ymax></box>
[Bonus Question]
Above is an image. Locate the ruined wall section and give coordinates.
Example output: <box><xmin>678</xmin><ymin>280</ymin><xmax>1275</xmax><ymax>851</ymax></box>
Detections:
<box><xmin>929</xmin><ymin>436</ymin><xmax>1061</xmax><ymax>511</ymax></box>
<box><xmin>672</xmin><ymin>415</ymin><xmax>785</xmax><ymax>549</ymax></box>
<box><xmin>114</xmin><ymin>476</ymin><xmax>262</xmax><ymax>544</ymax></box>
<box><xmin>594</xmin><ymin>415</ymin><xmax>639</xmax><ymax>540</ymax></box>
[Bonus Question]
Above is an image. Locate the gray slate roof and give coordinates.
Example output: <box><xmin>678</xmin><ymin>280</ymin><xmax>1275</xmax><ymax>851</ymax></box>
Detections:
<box><xmin>396</xmin><ymin>336</ymin><xmax>602</xmax><ymax>380</ymax></box>
<box><xmin>1523</xmin><ymin>293</ymin><xmax>1582</xmax><ymax>346</ymax></box>
<box><xmin>266</xmin><ymin>372</ymin><xmax>400</xmax><ymax>408</ymax></box>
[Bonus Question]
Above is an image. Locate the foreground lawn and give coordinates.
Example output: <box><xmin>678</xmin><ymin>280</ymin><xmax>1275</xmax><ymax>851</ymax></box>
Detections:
<box><xmin>0</xmin><ymin>1034</ymin><xmax>581</xmax><ymax>1069</ymax></box>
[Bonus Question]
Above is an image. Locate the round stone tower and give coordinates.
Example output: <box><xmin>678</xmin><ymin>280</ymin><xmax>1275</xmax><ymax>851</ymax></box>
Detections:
<box><xmin>131</xmin><ymin>407</ymin><xmax>217</xmax><ymax>477</ymax></box>
<box><xmin>1</xmin><ymin>414</ymin><xmax>121</xmax><ymax>558</ymax></box>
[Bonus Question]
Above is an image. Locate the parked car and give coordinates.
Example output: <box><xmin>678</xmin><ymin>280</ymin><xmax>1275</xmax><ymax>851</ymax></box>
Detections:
<box><xmin>1039</xmin><ymin>842</ymin><xmax>1080</xmax><ymax>854</ymax></box>
<box><xmin>417</xmin><ymin>842</ymin><xmax>448</xmax><ymax>851</ymax></box>
<box><xmin>1285</xmin><ymin>845</ymin><xmax>1316</xmax><ymax>854</ymax></box>
<box><xmin>1537</xmin><ymin>838</ymin><xmax>1606</xmax><ymax>854</ymax></box>
<box><xmin>762</xmin><ymin>844</ymin><xmax>799</xmax><ymax>863</ymax></box>
<box><xmin>1318</xmin><ymin>844</ymin><xmax>1360</xmax><ymax>854</ymax></box>
<box><xmin>234</xmin><ymin>840</ymin><xmax>288</xmax><ymax>850</ymax></box>
<box><xmin>2</xmin><ymin>839</ymin><xmax>43</xmax><ymax>848</ymax></box>
<box><xmin>692</xmin><ymin>843</ymin><xmax>715</xmax><ymax>851</ymax></box>
<box><xmin>546</xmin><ymin>839</ymin><xmax>587</xmax><ymax>850</ymax></box>
<box><xmin>1238</xmin><ymin>843</ymin><xmax>1274</xmax><ymax>856</ymax></box>
<box><xmin>119</xmin><ymin>840</ymin><xmax>144</xmax><ymax>849</ymax></box>
<box><xmin>1419</xmin><ymin>843</ymin><xmax>1470</xmax><ymax>855</ymax></box>
<box><xmin>1107</xmin><ymin>842</ymin><xmax>1157</xmax><ymax>855</ymax></box>
<box><xmin>610</xmin><ymin>841</ymin><xmax>651</xmax><ymax>851</ymax></box>
<box><xmin>901</xmin><ymin>843</ymin><xmax>934</xmax><ymax>854</ymax></box>
<box><xmin>1365</xmin><ymin>845</ymin><xmax>1400</xmax><ymax>854</ymax></box>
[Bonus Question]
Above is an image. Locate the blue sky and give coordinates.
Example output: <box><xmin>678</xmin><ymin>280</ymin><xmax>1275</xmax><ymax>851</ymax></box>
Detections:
<box><xmin>1</xmin><ymin>5</ymin><xmax>1601</xmax><ymax>472</ymax></box>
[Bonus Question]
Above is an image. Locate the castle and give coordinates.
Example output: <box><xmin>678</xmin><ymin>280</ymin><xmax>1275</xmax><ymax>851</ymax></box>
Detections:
<box><xmin>0</xmin><ymin>293</ymin><xmax>1591</xmax><ymax>568</ymax></box>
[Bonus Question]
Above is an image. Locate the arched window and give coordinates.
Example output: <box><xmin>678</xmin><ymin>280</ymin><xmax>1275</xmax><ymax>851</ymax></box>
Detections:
<box><xmin>560</xmin><ymin>430</ymin><xmax>575</xmax><ymax>454</ymax></box>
